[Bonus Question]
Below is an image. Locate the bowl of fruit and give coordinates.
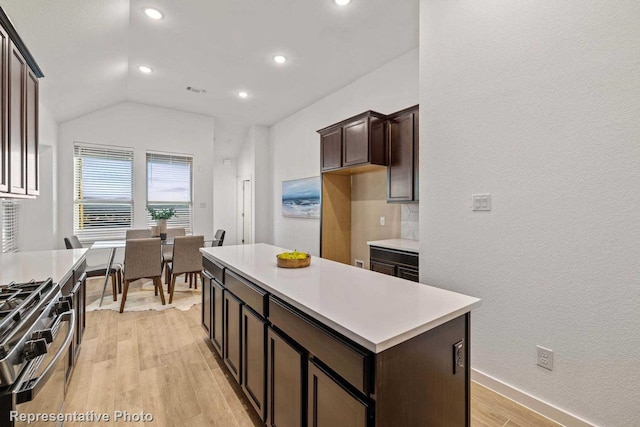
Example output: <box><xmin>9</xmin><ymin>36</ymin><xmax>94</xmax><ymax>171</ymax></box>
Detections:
<box><xmin>276</xmin><ymin>250</ymin><xmax>311</xmax><ymax>268</ymax></box>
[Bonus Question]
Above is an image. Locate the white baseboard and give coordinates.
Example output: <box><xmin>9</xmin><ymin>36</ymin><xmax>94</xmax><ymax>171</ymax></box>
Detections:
<box><xmin>472</xmin><ymin>369</ymin><xmax>596</xmax><ymax>427</ymax></box>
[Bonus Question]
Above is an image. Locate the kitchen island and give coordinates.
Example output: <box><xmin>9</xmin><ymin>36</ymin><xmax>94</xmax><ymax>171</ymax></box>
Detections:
<box><xmin>200</xmin><ymin>243</ymin><xmax>481</xmax><ymax>427</ymax></box>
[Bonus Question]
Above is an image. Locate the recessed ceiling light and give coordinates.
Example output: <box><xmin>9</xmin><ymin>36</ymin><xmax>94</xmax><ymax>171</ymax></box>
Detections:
<box><xmin>143</xmin><ymin>7</ymin><xmax>163</xmax><ymax>20</ymax></box>
<box><xmin>334</xmin><ymin>0</ymin><xmax>351</xmax><ymax>5</ymax></box>
<box><xmin>138</xmin><ymin>65</ymin><xmax>153</xmax><ymax>74</ymax></box>
<box><xmin>273</xmin><ymin>55</ymin><xmax>287</xmax><ymax>64</ymax></box>
<box><xmin>238</xmin><ymin>91</ymin><xmax>249</xmax><ymax>99</ymax></box>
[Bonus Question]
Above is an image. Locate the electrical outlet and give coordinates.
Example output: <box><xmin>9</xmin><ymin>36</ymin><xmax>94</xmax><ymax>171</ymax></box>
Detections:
<box><xmin>472</xmin><ymin>194</ymin><xmax>491</xmax><ymax>211</ymax></box>
<box><xmin>379</xmin><ymin>216</ymin><xmax>385</xmax><ymax>226</ymax></box>
<box><xmin>537</xmin><ymin>346</ymin><xmax>554</xmax><ymax>371</ymax></box>
<box><xmin>453</xmin><ymin>340</ymin><xmax>464</xmax><ymax>374</ymax></box>
<box><xmin>354</xmin><ymin>259</ymin><xmax>364</xmax><ymax>268</ymax></box>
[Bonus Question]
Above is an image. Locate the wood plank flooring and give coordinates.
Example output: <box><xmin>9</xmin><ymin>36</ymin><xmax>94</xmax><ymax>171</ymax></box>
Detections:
<box><xmin>68</xmin><ymin>281</ymin><xmax>560</xmax><ymax>426</ymax></box>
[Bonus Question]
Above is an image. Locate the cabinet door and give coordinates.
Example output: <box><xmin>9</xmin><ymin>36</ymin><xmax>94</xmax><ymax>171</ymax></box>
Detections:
<box><xmin>223</xmin><ymin>290</ymin><xmax>242</xmax><ymax>383</ymax></box>
<box><xmin>267</xmin><ymin>327</ymin><xmax>305</xmax><ymax>427</ymax></box>
<box><xmin>398</xmin><ymin>267</ymin><xmax>419</xmax><ymax>283</ymax></box>
<box><xmin>202</xmin><ymin>272</ymin><xmax>212</xmax><ymax>338</ymax></box>
<box><xmin>413</xmin><ymin>111</ymin><xmax>419</xmax><ymax>202</ymax></box>
<box><xmin>8</xmin><ymin>43</ymin><xmax>26</xmax><ymax>195</ymax></box>
<box><xmin>370</xmin><ymin>260</ymin><xmax>396</xmax><ymax>277</ymax></box>
<box><xmin>308</xmin><ymin>360</ymin><xmax>369</xmax><ymax>427</ymax></box>
<box><xmin>212</xmin><ymin>278</ymin><xmax>224</xmax><ymax>356</ymax></box>
<box><xmin>0</xmin><ymin>26</ymin><xmax>8</xmax><ymax>193</ymax></box>
<box><xmin>387</xmin><ymin>112</ymin><xmax>414</xmax><ymax>202</ymax></box>
<box><xmin>343</xmin><ymin>118</ymin><xmax>369</xmax><ymax>166</ymax></box>
<box><xmin>25</xmin><ymin>69</ymin><xmax>38</xmax><ymax>196</ymax></box>
<box><xmin>242</xmin><ymin>306</ymin><xmax>266</xmax><ymax>420</ymax></box>
<box><xmin>321</xmin><ymin>128</ymin><xmax>342</xmax><ymax>171</ymax></box>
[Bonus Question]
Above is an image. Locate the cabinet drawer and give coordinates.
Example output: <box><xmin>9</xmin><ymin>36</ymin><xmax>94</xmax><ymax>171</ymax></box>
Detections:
<box><xmin>269</xmin><ymin>296</ymin><xmax>371</xmax><ymax>395</ymax></box>
<box><xmin>370</xmin><ymin>260</ymin><xmax>396</xmax><ymax>276</ymax></box>
<box><xmin>398</xmin><ymin>267</ymin><xmax>419</xmax><ymax>283</ymax></box>
<box><xmin>204</xmin><ymin>257</ymin><xmax>225</xmax><ymax>283</ymax></box>
<box><xmin>370</xmin><ymin>246</ymin><xmax>418</xmax><ymax>269</ymax></box>
<box><xmin>225</xmin><ymin>270</ymin><xmax>268</xmax><ymax>318</ymax></box>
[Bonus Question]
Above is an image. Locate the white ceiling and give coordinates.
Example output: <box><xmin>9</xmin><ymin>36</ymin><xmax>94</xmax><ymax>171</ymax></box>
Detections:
<box><xmin>2</xmin><ymin>0</ymin><xmax>418</xmax><ymax>153</ymax></box>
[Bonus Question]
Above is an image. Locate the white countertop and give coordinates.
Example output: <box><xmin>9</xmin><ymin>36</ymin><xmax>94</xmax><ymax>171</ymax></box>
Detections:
<box><xmin>0</xmin><ymin>249</ymin><xmax>88</xmax><ymax>285</ymax></box>
<box><xmin>367</xmin><ymin>238</ymin><xmax>419</xmax><ymax>253</ymax></box>
<box><xmin>201</xmin><ymin>244</ymin><xmax>480</xmax><ymax>353</ymax></box>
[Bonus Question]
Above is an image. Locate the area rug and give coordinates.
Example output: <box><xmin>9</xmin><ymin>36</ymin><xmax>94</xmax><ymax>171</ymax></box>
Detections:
<box><xmin>86</xmin><ymin>278</ymin><xmax>201</xmax><ymax>312</ymax></box>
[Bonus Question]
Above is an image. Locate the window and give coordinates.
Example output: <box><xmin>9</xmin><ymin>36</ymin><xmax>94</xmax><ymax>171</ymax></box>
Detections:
<box><xmin>1</xmin><ymin>200</ymin><xmax>19</xmax><ymax>253</ymax></box>
<box><xmin>146</xmin><ymin>152</ymin><xmax>193</xmax><ymax>233</ymax></box>
<box><xmin>74</xmin><ymin>144</ymin><xmax>134</xmax><ymax>241</ymax></box>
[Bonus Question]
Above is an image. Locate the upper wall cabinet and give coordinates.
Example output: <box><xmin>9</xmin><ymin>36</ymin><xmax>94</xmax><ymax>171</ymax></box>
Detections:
<box><xmin>387</xmin><ymin>105</ymin><xmax>419</xmax><ymax>203</ymax></box>
<box><xmin>318</xmin><ymin>111</ymin><xmax>387</xmax><ymax>173</ymax></box>
<box><xmin>0</xmin><ymin>7</ymin><xmax>44</xmax><ymax>199</ymax></box>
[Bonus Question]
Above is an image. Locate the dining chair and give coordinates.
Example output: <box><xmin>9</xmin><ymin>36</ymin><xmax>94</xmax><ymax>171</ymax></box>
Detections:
<box><xmin>212</xmin><ymin>229</ymin><xmax>226</xmax><ymax>247</ymax></box>
<box><xmin>120</xmin><ymin>238</ymin><xmax>165</xmax><ymax>313</ymax></box>
<box><xmin>162</xmin><ymin>227</ymin><xmax>186</xmax><ymax>284</ymax></box>
<box><xmin>166</xmin><ymin>236</ymin><xmax>204</xmax><ymax>304</ymax></box>
<box><xmin>126</xmin><ymin>229</ymin><xmax>152</xmax><ymax>240</ymax></box>
<box><xmin>64</xmin><ymin>236</ymin><xmax>123</xmax><ymax>301</ymax></box>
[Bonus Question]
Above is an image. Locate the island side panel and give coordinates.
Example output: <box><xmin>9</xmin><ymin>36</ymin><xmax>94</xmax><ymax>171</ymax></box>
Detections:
<box><xmin>375</xmin><ymin>313</ymin><xmax>470</xmax><ymax>427</ymax></box>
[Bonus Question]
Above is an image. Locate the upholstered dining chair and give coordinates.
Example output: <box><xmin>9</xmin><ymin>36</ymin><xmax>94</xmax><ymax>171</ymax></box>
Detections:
<box><xmin>125</xmin><ymin>229</ymin><xmax>152</xmax><ymax>240</ymax></box>
<box><xmin>162</xmin><ymin>227</ymin><xmax>186</xmax><ymax>284</ymax></box>
<box><xmin>212</xmin><ymin>229</ymin><xmax>226</xmax><ymax>247</ymax></box>
<box><xmin>120</xmin><ymin>238</ymin><xmax>165</xmax><ymax>313</ymax></box>
<box><xmin>64</xmin><ymin>235</ymin><xmax>123</xmax><ymax>301</ymax></box>
<box><xmin>166</xmin><ymin>236</ymin><xmax>204</xmax><ymax>304</ymax></box>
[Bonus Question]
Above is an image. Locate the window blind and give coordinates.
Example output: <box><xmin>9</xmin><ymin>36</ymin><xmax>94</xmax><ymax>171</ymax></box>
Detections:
<box><xmin>146</xmin><ymin>152</ymin><xmax>193</xmax><ymax>233</ymax></box>
<box><xmin>1</xmin><ymin>200</ymin><xmax>19</xmax><ymax>253</ymax></box>
<box><xmin>74</xmin><ymin>144</ymin><xmax>134</xmax><ymax>241</ymax></box>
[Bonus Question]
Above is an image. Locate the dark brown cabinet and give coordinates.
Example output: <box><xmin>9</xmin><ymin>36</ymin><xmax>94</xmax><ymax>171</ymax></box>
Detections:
<box><xmin>0</xmin><ymin>25</ymin><xmax>8</xmax><ymax>194</ymax></box>
<box><xmin>241</xmin><ymin>306</ymin><xmax>266</xmax><ymax>420</ymax></box>
<box><xmin>223</xmin><ymin>290</ymin><xmax>243</xmax><ymax>382</ymax></box>
<box><xmin>370</xmin><ymin>245</ymin><xmax>419</xmax><ymax>282</ymax></box>
<box><xmin>202</xmin><ymin>271</ymin><xmax>212</xmax><ymax>338</ymax></box>
<box><xmin>211</xmin><ymin>278</ymin><xmax>224</xmax><ymax>356</ymax></box>
<box><xmin>0</xmin><ymin>6</ymin><xmax>43</xmax><ymax>199</ymax></box>
<box><xmin>318</xmin><ymin>111</ymin><xmax>387</xmax><ymax>172</ymax></box>
<box><xmin>266</xmin><ymin>327</ymin><xmax>306</xmax><ymax>427</ymax></box>
<box><xmin>387</xmin><ymin>105</ymin><xmax>419</xmax><ymax>202</ymax></box>
<box><xmin>308</xmin><ymin>360</ymin><xmax>370</xmax><ymax>427</ymax></box>
<box><xmin>69</xmin><ymin>272</ymin><xmax>86</xmax><ymax>364</ymax></box>
<box><xmin>320</xmin><ymin>128</ymin><xmax>342</xmax><ymax>171</ymax></box>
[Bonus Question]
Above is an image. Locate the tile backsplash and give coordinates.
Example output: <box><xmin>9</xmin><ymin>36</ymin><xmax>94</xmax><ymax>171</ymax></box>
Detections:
<box><xmin>401</xmin><ymin>204</ymin><xmax>419</xmax><ymax>240</ymax></box>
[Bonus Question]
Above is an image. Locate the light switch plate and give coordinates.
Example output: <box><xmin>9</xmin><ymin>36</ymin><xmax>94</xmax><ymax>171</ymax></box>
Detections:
<box><xmin>472</xmin><ymin>194</ymin><xmax>491</xmax><ymax>211</ymax></box>
<box><xmin>380</xmin><ymin>216</ymin><xmax>385</xmax><ymax>226</ymax></box>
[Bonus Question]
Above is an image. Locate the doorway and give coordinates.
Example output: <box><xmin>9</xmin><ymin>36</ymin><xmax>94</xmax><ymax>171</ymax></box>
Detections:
<box><xmin>241</xmin><ymin>179</ymin><xmax>252</xmax><ymax>244</ymax></box>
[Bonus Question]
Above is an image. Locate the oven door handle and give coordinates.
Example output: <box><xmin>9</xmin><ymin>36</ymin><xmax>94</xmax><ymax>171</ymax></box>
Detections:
<box><xmin>13</xmin><ymin>309</ymin><xmax>76</xmax><ymax>404</ymax></box>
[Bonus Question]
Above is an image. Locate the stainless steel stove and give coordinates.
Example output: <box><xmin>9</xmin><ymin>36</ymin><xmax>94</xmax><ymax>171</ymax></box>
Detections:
<box><xmin>0</xmin><ymin>279</ymin><xmax>75</xmax><ymax>426</ymax></box>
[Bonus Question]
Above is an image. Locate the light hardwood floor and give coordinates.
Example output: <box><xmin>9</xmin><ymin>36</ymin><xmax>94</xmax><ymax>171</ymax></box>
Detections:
<box><xmin>70</xmin><ymin>283</ymin><xmax>560</xmax><ymax>426</ymax></box>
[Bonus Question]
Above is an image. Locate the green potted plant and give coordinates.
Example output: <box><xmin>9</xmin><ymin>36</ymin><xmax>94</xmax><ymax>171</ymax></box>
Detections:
<box><xmin>147</xmin><ymin>206</ymin><xmax>176</xmax><ymax>239</ymax></box>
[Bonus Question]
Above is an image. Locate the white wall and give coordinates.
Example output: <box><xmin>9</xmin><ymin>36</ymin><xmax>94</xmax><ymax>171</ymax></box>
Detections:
<box><xmin>236</xmin><ymin>125</ymin><xmax>271</xmax><ymax>245</ymax></box>
<box><xmin>269</xmin><ymin>48</ymin><xmax>419</xmax><ymax>255</ymax></box>
<box><xmin>19</xmin><ymin>103</ymin><xmax>59</xmax><ymax>251</ymax></box>
<box><xmin>212</xmin><ymin>158</ymin><xmax>237</xmax><ymax>246</ymax></box>
<box><xmin>420</xmin><ymin>1</ymin><xmax>640</xmax><ymax>425</ymax></box>
<box><xmin>58</xmin><ymin>102</ymin><xmax>215</xmax><ymax>263</ymax></box>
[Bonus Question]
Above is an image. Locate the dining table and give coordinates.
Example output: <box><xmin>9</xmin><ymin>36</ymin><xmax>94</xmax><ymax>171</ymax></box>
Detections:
<box><xmin>91</xmin><ymin>237</ymin><xmax>218</xmax><ymax>306</ymax></box>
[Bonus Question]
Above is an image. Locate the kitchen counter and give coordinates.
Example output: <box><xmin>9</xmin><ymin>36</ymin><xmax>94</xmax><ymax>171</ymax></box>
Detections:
<box><xmin>367</xmin><ymin>238</ymin><xmax>419</xmax><ymax>253</ymax></box>
<box><xmin>0</xmin><ymin>249</ymin><xmax>88</xmax><ymax>286</ymax></box>
<box><xmin>201</xmin><ymin>243</ymin><xmax>480</xmax><ymax>353</ymax></box>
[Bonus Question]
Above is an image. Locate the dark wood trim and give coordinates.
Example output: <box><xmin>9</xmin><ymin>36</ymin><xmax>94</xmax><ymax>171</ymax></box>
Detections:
<box><xmin>386</xmin><ymin>104</ymin><xmax>419</xmax><ymax>120</ymax></box>
<box><xmin>0</xmin><ymin>7</ymin><xmax>44</xmax><ymax>77</ymax></box>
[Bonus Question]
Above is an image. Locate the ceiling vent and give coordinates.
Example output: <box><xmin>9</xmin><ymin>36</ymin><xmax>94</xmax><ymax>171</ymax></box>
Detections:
<box><xmin>186</xmin><ymin>86</ymin><xmax>206</xmax><ymax>94</ymax></box>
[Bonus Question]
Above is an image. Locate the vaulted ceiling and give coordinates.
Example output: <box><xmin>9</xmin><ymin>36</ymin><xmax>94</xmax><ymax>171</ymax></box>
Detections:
<box><xmin>1</xmin><ymin>0</ymin><xmax>418</xmax><ymax>152</ymax></box>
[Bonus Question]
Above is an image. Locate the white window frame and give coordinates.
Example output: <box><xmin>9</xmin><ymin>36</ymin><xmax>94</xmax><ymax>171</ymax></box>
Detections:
<box><xmin>73</xmin><ymin>143</ymin><xmax>135</xmax><ymax>242</ymax></box>
<box><xmin>145</xmin><ymin>151</ymin><xmax>194</xmax><ymax>233</ymax></box>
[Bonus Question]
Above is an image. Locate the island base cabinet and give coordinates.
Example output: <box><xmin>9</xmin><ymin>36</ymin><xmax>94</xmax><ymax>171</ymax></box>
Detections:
<box><xmin>267</xmin><ymin>327</ymin><xmax>306</xmax><ymax>427</ymax></box>
<box><xmin>308</xmin><ymin>360</ymin><xmax>371</xmax><ymax>427</ymax></box>
<box><xmin>212</xmin><ymin>278</ymin><xmax>224</xmax><ymax>356</ymax></box>
<box><xmin>202</xmin><ymin>272</ymin><xmax>212</xmax><ymax>338</ymax></box>
<box><xmin>223</xmin><ymin>290</ymin><xmax>242</xmax><ymax>383</ymax></box>
<box><xmin>242</xmin><ymin>306</ymin><xmax>266</xmax><ymax>421</ymax></box>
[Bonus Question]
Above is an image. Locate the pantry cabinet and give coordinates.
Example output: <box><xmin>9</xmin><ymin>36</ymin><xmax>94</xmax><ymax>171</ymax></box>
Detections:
<box><xmin>0</xmin><ymin>6</ymin><xmax>43</xmax><ymax>199</ymax></box>
<box><xmin>387</xmin><ymin>105</ymin><xmax>419</xmax><ymax>202</ymax></box>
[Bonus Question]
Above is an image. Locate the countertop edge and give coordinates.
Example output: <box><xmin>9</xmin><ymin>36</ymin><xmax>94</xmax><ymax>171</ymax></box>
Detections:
<box><xmin>201</xmin><ymin>249</ymin><xmax>479</xmax><ymax>353</ymax></box>
<box><xmin>367</xmin><ymin>239</ymin><xmax>419</xmax><ymax>254</ymax></box>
